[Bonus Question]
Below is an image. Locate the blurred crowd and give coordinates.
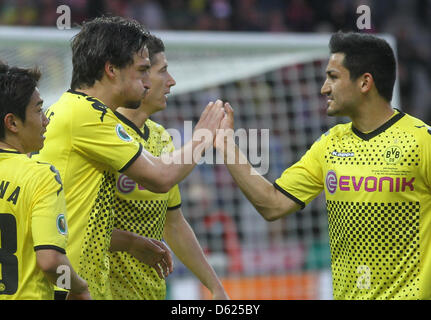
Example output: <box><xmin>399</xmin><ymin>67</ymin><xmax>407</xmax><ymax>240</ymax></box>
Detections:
<box><xmin>0</xmin><ymin>0</ymin><xmax>430</xmax><ymax>122</ymax></box>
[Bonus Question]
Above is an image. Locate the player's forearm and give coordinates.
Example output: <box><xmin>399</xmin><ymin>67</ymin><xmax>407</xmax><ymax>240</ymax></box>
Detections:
<box><xmin>216</xmin><ymin>137</ymin><xmax>284</xmax><ymax>220</ymax></box>
<box><xmin>164</xmin><ymin>213</ymin><xmax>226</xmax><ymax>297</ymax></box>
<box><xmin>154</xmin><ymin>138</ymin><xmax>206</xmax><ymax>190</ymax></box>
<box><xmin>110</xmin><ymin>228</ymin><xmax>136</xmax><ymax>252</ymax></box>
<box><xmin>36</xmin><ymin>250</ymin><xmax>89</xmax><ymax>295</ymax></box>
<box><xmin>130</xmin><ymin>138</ymin><xmax>207</xmax><ymax>193</ymax></box>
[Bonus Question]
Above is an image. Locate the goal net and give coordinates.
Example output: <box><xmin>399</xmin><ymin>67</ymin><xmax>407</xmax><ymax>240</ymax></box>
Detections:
<box><xmin>0</xmin><ymin>27</ymin><xmax>399</xmax><ymax>300</ymax></box>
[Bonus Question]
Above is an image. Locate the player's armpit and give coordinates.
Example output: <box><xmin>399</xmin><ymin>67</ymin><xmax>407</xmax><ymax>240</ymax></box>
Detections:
<box><xmin>122</xmin><ymin>149</ymin><xmax>174</xmax><ymax>193</ymax></box>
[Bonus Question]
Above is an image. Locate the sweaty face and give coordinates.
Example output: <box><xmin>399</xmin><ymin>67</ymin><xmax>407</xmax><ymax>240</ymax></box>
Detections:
<box><xmin>321</xmin><ymin>53</ymin><xmax>361</xmax><ymax>117</ymax></box>
<box><xmin>142</xmin><ymin>52</ymin><xmax>176</xmax><ymax>113</ymax></box>
<box><xmin>119</xmin><ymin>47</ymin><xmax>152</xmax><ymax>109</ymax></box>
<box><xmin>17</xmin><ymin>88</ymin><xmax>49</xmax><ymax>153</ymax></box>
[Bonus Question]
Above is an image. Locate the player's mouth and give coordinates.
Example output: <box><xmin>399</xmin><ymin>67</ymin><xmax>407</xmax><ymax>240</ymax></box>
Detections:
<box><xmin>143</xmin><ymin>88</ymin><xmax>149</xmax><ymax>97</ymax></box>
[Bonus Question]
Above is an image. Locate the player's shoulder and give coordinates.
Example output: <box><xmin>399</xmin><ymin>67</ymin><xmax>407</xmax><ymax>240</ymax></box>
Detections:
<box><xmin>10</xmin><ymin>156</ymin><xmax>61</xmax><ymax>189</ymax></box>
<box><xmin>145</xmin><ymin>119</ymin><xmax>171</xmax><ymax>141</ymax></box>
<box><xmin>314</xmin><ymin>122</ymin><xmax>351</xmax><ymax>144</ymax></box>
<box><xmin>328</xmin><ymin>122</ymin><xmax>352</xmax><ymax>136</ymax></box>
<box><xmin>398</xmin><ymin>111</ymin><xmax>431</xmax><ymax>141</ymax></box>
<box><xmin>54</xmin><ymin>90</ymin><xmax>115</xmax><ymax>123</ymax></box>
<box><xmin>399</xmin><ymin>111</ymin><xmax>431</xmax><ymax>130</ymax></box>
<box><xmin>26</xmin><ymin>158</ymin><xmax>61</xmax><ymax>180</ymax></box>
<box><xmin>145</xmin><ymin>118</ymin><xmax>166</xmax><ymax>133</ymax></box>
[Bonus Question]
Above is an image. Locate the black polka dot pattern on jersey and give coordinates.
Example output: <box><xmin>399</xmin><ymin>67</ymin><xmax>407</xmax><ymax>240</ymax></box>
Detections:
<box><xmin>327</xmin><ymin>200</ymin><xmax>420</xmax><ymax>299</ymax></box>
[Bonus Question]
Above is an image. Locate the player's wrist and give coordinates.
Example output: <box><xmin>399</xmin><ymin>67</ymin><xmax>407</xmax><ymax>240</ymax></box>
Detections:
<box><xmin>127</xmin><ymin>232</ymin><xmax>141</xmax><ymax>254</ymax></box>
<box><xmin>70</xmin><ymin>277</ymin><xmax>89</xmax><ymax>295</ymax></box>
<box><xmin>215</xmin><ymin>129</ymin><xmax>235</xmax><ymax>152</ymax></box>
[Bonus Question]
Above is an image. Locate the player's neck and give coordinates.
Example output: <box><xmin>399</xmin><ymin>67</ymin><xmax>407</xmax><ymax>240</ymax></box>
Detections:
<box><xmin>0</xmin><ymin>138</ymin><xmax>23</xmax><ymax>153</ymax></box>
<box><xmin>74</xmin><ymin>83</ymin><xmax>120</xmax><ymax>112</ymax></box>
<box><xmin>351</xmin><ymin>100</ymin><xmax>394</xmax><ymax>133</ymax></box>
<box><xmin>116</xmin><ymin>107</ymin><xmax>150</xmax><ymax>129</ymax></box>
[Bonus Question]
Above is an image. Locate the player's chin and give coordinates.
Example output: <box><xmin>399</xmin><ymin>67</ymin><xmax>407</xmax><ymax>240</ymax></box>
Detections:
<box><xmin>28</xmin><ymin>141</ymin><xmax>44</xmax><ymax>154</ymax></box>
<box><xmin>326</xmin><ymin>105</ymin><xmax>339</xmax><ymax>117</ymax></box>
<box><xmin>159</xmin><ymin>102</ymin><xmax>167</xmax><ymax>110</ymax></box>
<box><xmin>123</xmin><ymin>99</ymin><xmax>141</xmax><ymax>110</ymax></box>
<box><xmin>154</xmin><ymin>100</ymin><xmax>167</xmax><ymax>111</ymax></box>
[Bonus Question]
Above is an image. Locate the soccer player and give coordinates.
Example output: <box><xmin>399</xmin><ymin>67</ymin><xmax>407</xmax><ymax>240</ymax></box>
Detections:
<box><xmin>109</xmin><ymin>34</ymin><xmax>229</xmax><ymax>300</ymax></box>
<box><xmin>215</xmin><ymin>32</ymin><xmax>431</xmax><ymax>300</ymax></box>
<box><xmin>33</xmin><ymin>16</ymin><xmax>224</xmax><ymax>299</ymax></box>
<box><xmin>0</xmin><ymin>63</ymin><xmax>90</xmax><ymax>300</ymax></box>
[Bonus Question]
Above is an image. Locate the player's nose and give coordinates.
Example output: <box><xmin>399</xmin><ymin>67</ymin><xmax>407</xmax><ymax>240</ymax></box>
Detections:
<box><xmin>321</xmin><ymin>80</ymin><xmax>331</xmax><ymax>96</ymax></box>
<box><xmin>167</xmin><ymin>72</ymin><xmax>176</xmax><ymax>88</ymax></box>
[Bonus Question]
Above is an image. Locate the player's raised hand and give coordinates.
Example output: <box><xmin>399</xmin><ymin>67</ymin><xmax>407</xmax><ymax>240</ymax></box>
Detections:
<box><xmin>194</xmin><ymin>100</ymin><xmax>225</xmax><ymax>143</ymax></box>
<box><xmin>128</xmin><ymin>236</ymin><xmax>174</xmax><ymax>279</ymax></box>
<box><xmin>65</xmin><ymin>277</ymin><xmax>92</xmax><ymax>300</ymax></box>
<box><xmin>214</xmin><ymin>102</ymin><xmax>234</xmax><ymax>150</ymax></box>
<box><xmin>212</xmin><ymin>289</ymin><xmax>230</xmax><ymax>300</ymax></box>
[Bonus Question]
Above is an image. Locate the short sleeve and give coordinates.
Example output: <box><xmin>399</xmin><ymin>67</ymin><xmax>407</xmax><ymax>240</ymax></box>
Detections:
<box><xmin>162</xmin><ymin>132</ymin><xmax>181</xmax><ymax>209</ymax></box>
<box><xmin>274</xmin><ymin>133</ymin><xmax>327</xmax><ymax>208</ymax></box>
<box><xmin>421</xmin><ymin>128</ymin><xmax>431</xmax><ymax>188</ymax></box>
<box><xmin>31</xmin><ymin>167</ymin><xmax>68</xmax><ymax>253</ymax></box>
<box><xmin>167</xmin><ymin>185</ymin><xmax>182</xmax><ymax>210</ymax></box>
<box><xmin>73</xmin><ymin>111</ymin><xmax>142</xmax><ymax>172</ymax></box>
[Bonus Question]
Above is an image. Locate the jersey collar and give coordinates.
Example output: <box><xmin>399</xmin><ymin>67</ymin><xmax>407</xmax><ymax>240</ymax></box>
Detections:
<box><xmin>114</xmin><ymin>111</ymin><xmax>150</xmax><ymax>141</ymax></box>
<box><xmin>351</xmin><ymin>108</ymin><xmax>405</xmax><ymax>141</ymax></box>
<box><xmin>67</xmin><ymin>89</ymin><xmax>88</xmax><ymax>97</ymax></box>
<box><xmin>0</xmin><ymin>148</ymin><xmax>20</xmax><ymax>154</ymax></box>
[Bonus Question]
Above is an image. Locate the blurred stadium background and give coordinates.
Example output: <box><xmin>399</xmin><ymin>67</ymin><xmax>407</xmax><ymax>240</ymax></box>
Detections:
<box><xmin>1</xmin><ymin>0</ymin><xmax>430</xmax><ymax>300</ymax></box>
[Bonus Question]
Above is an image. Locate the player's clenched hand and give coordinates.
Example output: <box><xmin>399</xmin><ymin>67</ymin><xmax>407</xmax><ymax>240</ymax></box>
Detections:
<box><xmin>214</xmin><ymin>102</ymin><xmax>234</xmax><ymax>150</ymax></box>
<box><xmin>66</xmin><ymin>289</ymin><xmax>92</xmax><ymax>300</ymax></box>
<box><xmin>128</xmin><ymin>236</ymin><xmax>174</xmax><ymax>279</ymax></box>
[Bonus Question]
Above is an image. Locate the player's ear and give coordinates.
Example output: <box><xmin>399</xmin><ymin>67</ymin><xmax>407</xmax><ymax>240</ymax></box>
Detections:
<box><xmin>3</xmin><ymin>113</ymin><xmax>20</xmax><ymax>134</ymax></box>
<box><xmin>104</xmin><ymin>61</ymin><xmax>116</xmax><ymax>80</ymax></box>
<box><xmin>360</xmin><ymin>73</ymin><xmax>373</xmax><ymax>94</ymax></box>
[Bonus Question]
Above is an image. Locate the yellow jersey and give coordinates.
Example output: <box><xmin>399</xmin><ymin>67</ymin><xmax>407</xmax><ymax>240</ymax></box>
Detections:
<box><xmin>275</xmin><ymin>110</ymin><xmax>431</xmax><ymax>299</ymax></box>
<box><xmin>33</xmin><ymin>90</ymin><xmax>143</xmax><ymax>299</ymax></box>
<box><xmin>109</xmin><ymin>113</ymin><xmax>181</xmax><ymax>299</ymax></box>
<box><xmin>0</xmin><ymin>149</ymin><xmax>67</xmax><ymax>300</ymax></box>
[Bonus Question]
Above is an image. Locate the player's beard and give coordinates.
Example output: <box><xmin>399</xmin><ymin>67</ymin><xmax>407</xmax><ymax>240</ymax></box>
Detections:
<box><xmin>122</xmin><ymin>88</ymin><xmax>147</xmax><ymax>109</ymax></box>
<box><xmin>123</xmin><ymin>99</ymin><xmax>141</xmax><ymax>109</ymax></box>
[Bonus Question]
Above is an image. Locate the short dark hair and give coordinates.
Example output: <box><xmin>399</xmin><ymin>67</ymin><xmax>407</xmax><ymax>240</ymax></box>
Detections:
<box><xmin>0</xmin><ymin>63</ymin><xmax>41</xmax><ymax>139</ymax></box>
<box><xmin>146</xmin><ymin>34</ymin><xmax>165</xmax><ymax>64</ymax></box>
<box><xmin>71</xmin><ymin>16</ymin><xmax>149</xmax><ymax>90</ymax></box>
<box><xmin>329</xmin><ymin>32</ymin><xmax>396</xmax><ymax>102</ymax></box>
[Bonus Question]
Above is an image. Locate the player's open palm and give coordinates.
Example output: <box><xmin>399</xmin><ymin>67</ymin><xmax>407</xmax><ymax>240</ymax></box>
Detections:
<box><xmin>194</xmin><ymin>100</ymin><xmax>225</xmax><ymax>143</ymax></box>
<box><xmin>129</xmin><ymin>236</ymin><xmax>174</xmax><ymax>279</ymax></box>
<box><xmin>214</xmin><ymin>102</ymin><xmax>234</xmax><ymax>150</ymax></box>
